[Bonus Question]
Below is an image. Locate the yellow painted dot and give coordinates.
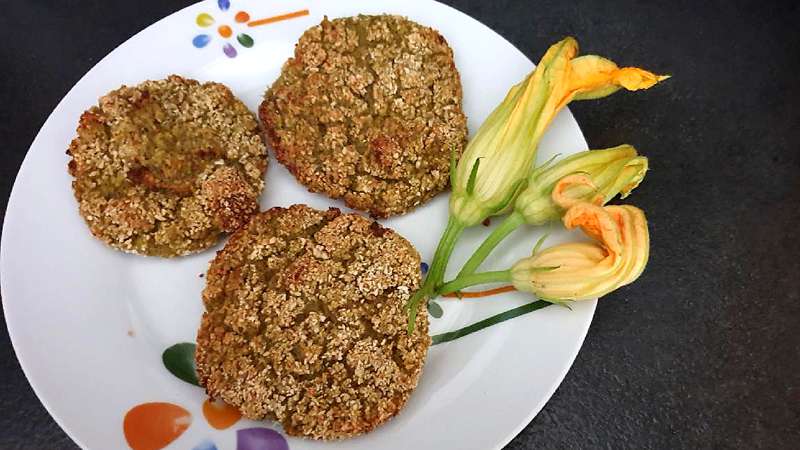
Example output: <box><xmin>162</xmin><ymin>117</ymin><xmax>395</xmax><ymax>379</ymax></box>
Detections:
<box><xmin>196</xmin><ymin>13</ymin><xmax>215</xmax><ymax>27</ymax></box>
<box><xmin>218</xmin><ymin>25</ymin><xmax>232</xmax><ymax>38</ymax></box>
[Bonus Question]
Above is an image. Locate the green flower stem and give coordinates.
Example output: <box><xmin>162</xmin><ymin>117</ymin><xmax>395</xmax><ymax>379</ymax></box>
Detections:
<box><xmin>438</xmin><ymin>270</ymin><xmax>512</xmax><ymax>295</ymax></box>
<box><xmin>456</xmin><ymin>211</ymin><xmax>526</xmax><ymax>278</ymax></box>
<box><xmin>431</xmin><ymin>300</ymin><xmax>551</xmax><ymax>345</ymax></box>
<box><xmin>407</xmin><ymin>216</ymin><xmax>466</xmax><ymax>333</ymax></box>
<box><xmin>426</xmin><ymin>216</ymin><xmax>466</xmax><ymax>290</ymax></box>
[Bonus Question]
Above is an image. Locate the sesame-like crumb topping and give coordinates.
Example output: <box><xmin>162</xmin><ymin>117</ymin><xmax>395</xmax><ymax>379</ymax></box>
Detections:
<box><xmin>67</xmin><ymin>75</ymin><xmax>267</xmax><ymax>256</ymax></box>
<box><xmin>260</xmin><ymin>15</ymin><xmax>467</xmax><ymax>218</ymax></box>
<box><xmin>195</xmin><ymin>204</ymin><xmax>430</xmax><ymax>439</ymax></box>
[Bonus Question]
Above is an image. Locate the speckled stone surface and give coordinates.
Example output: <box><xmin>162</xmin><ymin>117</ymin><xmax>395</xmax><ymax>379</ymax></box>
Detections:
<box><xmin>1</xmin><ymin>1</ymin><xmax>798</xmax><ymax>449</ymax></box>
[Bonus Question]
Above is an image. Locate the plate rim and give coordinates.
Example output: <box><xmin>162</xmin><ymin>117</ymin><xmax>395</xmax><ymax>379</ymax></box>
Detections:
<box><xmin>0</xmin><ymin>1</ymin><xmax>596</xmax><ymax>449</ymax></box>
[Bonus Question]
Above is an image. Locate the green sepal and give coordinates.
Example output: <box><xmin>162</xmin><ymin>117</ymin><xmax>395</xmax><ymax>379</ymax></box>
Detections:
<box><xmin>531</xmin><ymin>233</ymin><xmax>551</xmax><ymax>256</ymax></box>
<box><xmin>490</xmin><ymin>177</ymin><xmax>527</xmax><ymax>215</ymax></box>
<box><xmin>466</xmin><ymin>157</ymin><xmax>482</xmax><ymax>195</ymax></box>
<box><xmin>529</xmin><ymin>265</ymin><xmax>560</xmax><ymax>272</ymax></box>
<box><xmin>450</xmin><ymin>145</ymin><xmax>458</xmax><ymax>185</ymax></box>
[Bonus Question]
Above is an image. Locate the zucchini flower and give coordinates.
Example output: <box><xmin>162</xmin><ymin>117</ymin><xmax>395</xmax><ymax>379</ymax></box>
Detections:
<box><xmin>510</xmin><ymin>202</ymin><xmax>649</xmax><ymax>301</ymax></box>
<box><xmin>436</xmin><ymin>202</ymin><xmax>649</xmax><ymax>301</ymax></box>
<box><xmin>409</xmin><ymin>36</ymin><xmax>667</xmax><ymax>333</ymax></box>
<box><xmin>449</xmin><ymin>37</ymin><xmax>667</xmax><ymax>228</ymax></box>
<box><xmin>515</xmin><ymin>144</ymin><xmax>649</xmax><ymax>225</ymax></box>
<box><xmin>455</xmin><ymin>145</ymin><xmax>648</xmax><ymax>278</ymax></box>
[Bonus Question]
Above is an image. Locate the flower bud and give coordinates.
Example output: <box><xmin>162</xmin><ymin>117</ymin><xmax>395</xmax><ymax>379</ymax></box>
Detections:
<box><xmin>449</xmin><ymin>38</ymin><xmax>666</xmax><ymax>227</ymax></box>
<box><xmin>449</xmin><ymin>38</ymin><xmax>578</xmax><ymax>226</ymax></box>
<box><xmin>514</xmin><ymin>145</ymin><xmax>648</xmax><ymax>225</ymax></box>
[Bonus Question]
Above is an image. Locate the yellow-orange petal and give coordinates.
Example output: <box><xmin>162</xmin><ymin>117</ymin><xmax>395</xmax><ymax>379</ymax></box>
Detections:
<box><xmin>615</xmin><ymin>68</ymin><xmax>671</xmax><ymax>91</ymax></box>
<box><xmin>568</xmin><ymin>55</ymin><xmax>668</xmax><ymax>101</ymax></box>
<box><xmin>563</xmin><ymin>202</ymin><xmax>622</xmax><ymax>255</ymax></box>
<box><xmin>551</xmin><ymin>173</ymin><xmax>603</xmax><ymax>209</ymax></box>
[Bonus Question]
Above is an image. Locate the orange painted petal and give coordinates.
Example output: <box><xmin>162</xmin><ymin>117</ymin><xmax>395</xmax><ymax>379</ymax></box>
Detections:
<box><xmin>123</xmin><ymin>402</ymin><xmax>192</xmax><ymax>450</ymax></box>
<box><xmin>202</xmin><ymin>398</ymin><xmax>242</xmax><ymax>430</ymax></box>
<box><xmin>235</xmin><ymin>11</ymin><xmax>250</xmax><ymax>23</ymax></box>
<box><xmin>248</xmin><ymin>9</ymin><xmax>309</xmax><ymax>27</ymax></box>
<box><xmin>218</xmin><ymin>25</ymin><xmax>232</xmax><ymax>38</ymax></box>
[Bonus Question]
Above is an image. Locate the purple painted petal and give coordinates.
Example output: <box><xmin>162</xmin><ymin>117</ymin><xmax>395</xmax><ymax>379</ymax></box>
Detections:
<box><xmin>193</xmin><ymin>439</ymin><xmax>219</xmax><ymax>450</ymax></box>
<box><xmin>217</xmin><ymin>0</ymin><xmax>230</xmax><ymax>11</ymax></box>
<box><xmin>223</xmin><ymin>43</ymin><xmax>237</xmax><ymax>58</ymax></box>
<box><xmin>236</xmin><ymin>428</ymin><xmax>289</xmax><ymax>450</ymax></box>
<box><xmin>421</xmin><ymin>262</ymin><xmax>429</xmax><ymax>274</ymax></box>
<box><xmin>192</xmin><ymin>34</ymin><xmax>211</xmax><ymax>48</ymax></box>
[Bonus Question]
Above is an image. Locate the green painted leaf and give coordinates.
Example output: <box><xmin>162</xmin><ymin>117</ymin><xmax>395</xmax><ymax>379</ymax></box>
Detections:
<box><xmin>237</xmin><ymin>33</ymin><xmax>254</xmax><ymax>48</ymax></box>
<box><xmin>162</xmin><ymin>342</ymin><xmax>199</xmax><ymax>386</ymax></box>
<box><xmin>427</xmin><ymin>301</ymin><xmax>443</xmax><ymax>318</ymax></box>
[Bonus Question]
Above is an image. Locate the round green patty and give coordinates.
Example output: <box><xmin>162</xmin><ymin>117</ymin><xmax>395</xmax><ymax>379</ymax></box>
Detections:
<box><xmin>68</xmin><ymin>75</ymin><xmax>267</xmax><ymax>256</ymax></box>
<box><xmin>196</xmin><ymin>204</ymin><xmax>430</xmax><ymax>439</ymax></box>
<box><xmin>260</xmin><ymin>15</ymin><xmax>467</xmax><ymax>218</ymax></box>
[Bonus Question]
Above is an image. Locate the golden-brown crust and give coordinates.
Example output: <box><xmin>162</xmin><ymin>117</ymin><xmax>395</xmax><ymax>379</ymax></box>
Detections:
<box><xmin>195</xmin><ymin>204</ymin><xmax>430</xmax><ymax>439</ymax></box>
<box><xmin>67</xmin><ymin>75</ymin><xmax>267</xmax><ymax>257</ymax></box>
<box><xmin>259</xmin><ymin>15</ymin><xmax>467</xmax><ymax>218</ymax></box>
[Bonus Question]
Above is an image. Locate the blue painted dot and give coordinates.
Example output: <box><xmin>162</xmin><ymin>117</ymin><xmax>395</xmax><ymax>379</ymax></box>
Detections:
<box><xmin>218</xmin><ymin>0</ymin><xmax>230</xmax><ymax>11</ymax></box>
<box><xmin>421</xmin><ymin>262</ymin><xmax>429</xmax><ymax>274</ymax></box>
<box><xmin>193</xmin><ymin>439</ymin><xmax>218</xmax><ymax>450</ymax></box>
<box><xmin>192</xmin><ymin>34</ymin><xmax>211</xmax><ymax>48</ymax></box>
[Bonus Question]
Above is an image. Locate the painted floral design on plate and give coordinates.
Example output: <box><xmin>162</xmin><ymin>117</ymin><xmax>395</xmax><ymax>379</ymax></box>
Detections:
<box><xmin>191</xmin><ymin>0</ymin><xmax>309</xmax><ymax>58</ymax></box>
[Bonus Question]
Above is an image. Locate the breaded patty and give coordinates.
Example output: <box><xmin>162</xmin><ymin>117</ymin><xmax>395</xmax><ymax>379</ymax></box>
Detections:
<box><xmin>195</xmin><ymin>204</ymin><xmax>430</xmax><ymax>439</ymax></box>
<box><xmin>259</xmin><ymin>15</ymin><xmax>468</xmax><ymax>218</ymax></box>
<box><xmin>67</xmin><ymin>75</ymin><xmax>267</xmax><ymax>257</ymax></box>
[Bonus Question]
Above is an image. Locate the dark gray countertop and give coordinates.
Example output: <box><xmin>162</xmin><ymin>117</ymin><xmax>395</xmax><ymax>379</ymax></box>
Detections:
<box><xmin>1</xmin><ymin>1</ymin><xmax>798</xmax><ymax>449</ymax></box>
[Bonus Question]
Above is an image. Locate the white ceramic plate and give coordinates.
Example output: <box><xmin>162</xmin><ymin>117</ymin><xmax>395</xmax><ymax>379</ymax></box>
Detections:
<box><xmin>1</xmin><ymin>0</ymin><xmax>595</xmax><ymax>449</ymax></box>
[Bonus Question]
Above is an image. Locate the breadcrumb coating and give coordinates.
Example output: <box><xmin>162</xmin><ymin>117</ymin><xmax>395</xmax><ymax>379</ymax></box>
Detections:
<box><xmin>195</xmin><ymin>204</ymin><xmax>430</xmax><ymax>439</ymax></box>
<box><xmin>260</xmin><ymin>15</ymin><xmax>467</xmax><ymax>218</ymax></box>
<box><xmin>67</xmin><ymin>75</ymin><xmax>267</xmax><ymax>256</ymax></box>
